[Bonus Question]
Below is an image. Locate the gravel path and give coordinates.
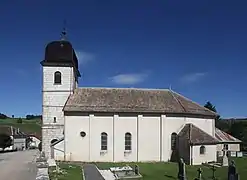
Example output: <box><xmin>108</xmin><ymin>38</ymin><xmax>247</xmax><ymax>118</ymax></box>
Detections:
<box><xmin>0</xmin><ymin>150</ymin><xmax>38</xmax><ymax>180</ymax></box>
<box><xmin>83</xmin><ymin>164</ymin><xmax>105</xmax><ymax>180</ymax></box>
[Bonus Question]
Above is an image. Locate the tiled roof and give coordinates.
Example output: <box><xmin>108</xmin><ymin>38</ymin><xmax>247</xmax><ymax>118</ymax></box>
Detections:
<box><xmin>178</xmin><ymin>123</ymin><xmax>219</xmax><ymax>145</ymax></box>
<box><xmin>215</xmin><ymin>128</ymin><xmax>241</xmax><ymax>143</ymax></box>
<box><xmin>63</xmin><ymin>88</ymin><xmax>218</xmax><ymax>117</ymax></box>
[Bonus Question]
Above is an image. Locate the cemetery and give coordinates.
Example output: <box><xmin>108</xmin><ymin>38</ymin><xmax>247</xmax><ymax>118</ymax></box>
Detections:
<box><xmin>94</xmin><ymin>156</ymin><xmax>247</xmax><ymax>180</ymax></box>
<box><xmin>35</xmin><ymin>149</ymin><xmax>247</xmax><ymax>180</ymax></box>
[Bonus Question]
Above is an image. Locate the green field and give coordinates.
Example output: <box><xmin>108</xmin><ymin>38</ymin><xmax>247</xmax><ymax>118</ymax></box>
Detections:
<box><xmin>0</xmin><ymin>118</ymin><xmax>41</xmax><ymax>137</ymax></box>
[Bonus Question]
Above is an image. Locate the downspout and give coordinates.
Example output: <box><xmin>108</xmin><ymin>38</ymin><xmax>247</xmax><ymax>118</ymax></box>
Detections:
<box><xmin>113</xmin><ymin>114</ymin><xmax>115</xmax><ymax>162</ymax></box>
<box><xmin>137</xmin><ymin>115</ymin><xmax>139</xmax><ymax>162</ymax></box>
<box><xmin>189</xmin><ymin>124</ymin><xmax>193</xmax><ymax>165</ymax></box>
<box><xmin>190</xmin><ymin>143</ymin><xmax>193</xmax><ymax>165</ymax></box>
<box><xmin>160</xmin><ymin>115</ymin><xmax>162</xmax><ymax>161</ymax></box>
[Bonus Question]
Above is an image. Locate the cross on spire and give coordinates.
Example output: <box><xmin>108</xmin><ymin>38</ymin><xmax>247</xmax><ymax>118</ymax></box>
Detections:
<box><xmin>61</xmin><ymin>20</ymin><xmax>67</xmax><ymax>40</ymax></box>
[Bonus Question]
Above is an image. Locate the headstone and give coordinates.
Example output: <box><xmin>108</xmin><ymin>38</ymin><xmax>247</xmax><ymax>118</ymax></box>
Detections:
<box><xmin>134</xmin><ymin>164</ymin><xmax>139</xmax><ymax>175</ymax></box>
<box><xmin>228</xmin><ymin>160</ymin><xmax>239</xmax><ymax>180</ymax></box>
<box><xmin>177</xmin><ymin>158</ymin><xmax>187</xmax><ymax>180</ymax></box>
<box><xmin>197</xmin><ymin>168</ymin><xmax>202</xmax><ymax>180</ymax></box>
<box><xmin>222</xmin><ymin>148</ymin><xmax>229</xmax><ymax>166</ymax></box>
<box><xmin>212</xmin><ymin>165</ymin><xmax>217</xmax><ymax>180</ymax></box>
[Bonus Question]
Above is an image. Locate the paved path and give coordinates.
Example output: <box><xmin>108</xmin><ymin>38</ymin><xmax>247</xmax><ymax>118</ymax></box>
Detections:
<box><xmin>0</xmin><ymin>150</ymin><xmax>38</xmax><ymax>180</ymax></box>
<box><xmin>83</xmin><ymin>164</ymin><xmax>105</xmax><ymax>180</ymax></box>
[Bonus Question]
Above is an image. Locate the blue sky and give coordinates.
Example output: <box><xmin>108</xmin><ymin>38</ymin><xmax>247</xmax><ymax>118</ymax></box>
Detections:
<box><xmin>0</xmin><ymin>0</ymin><xmax>246</xmax><ymax>118</ymax></box>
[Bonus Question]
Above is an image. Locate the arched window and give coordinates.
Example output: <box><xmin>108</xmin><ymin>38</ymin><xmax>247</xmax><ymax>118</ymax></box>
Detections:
<box><xmin>101</xmin><ymin>132</ymin><xmax>108</xmax><ymax>150</ymax></box>
<box><xmin>50</xmin><ymin>139</ymin><xmax>58</xmax><ymax>144</ymax></box>
<box><xmin>171</xmin><ymin>132</ymin><xmax>177</xmax><ymax>150</ymax></box>
<box><xmin>200</xmin><ymin>146</ymin><xmax>206</xmax><ymax>155</ymax></box>
<box><xmin>54</xmin><ymin>71</ymin><xmax>62</xmax><ymax>84</ymax></box>
<box><xmin>125</xmin><ymin>132</ymin><xmax>132</xmax><ymax>151</ymax></box>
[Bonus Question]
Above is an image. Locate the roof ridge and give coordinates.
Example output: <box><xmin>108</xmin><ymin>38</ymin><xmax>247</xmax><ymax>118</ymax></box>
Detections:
<box><xmin>77</xmin><ymin>87</ymin><xmax>170</xmax><ymax>91</ymax></box>
<box><xmin>168</xmin><ymin>90</ymin><xmax>187</xmax><ymax>112</ymax></box>
<box><xmin>171</xmin><ymin>91</ymin><xmax>218</xmax><ymax>116</ymax></box>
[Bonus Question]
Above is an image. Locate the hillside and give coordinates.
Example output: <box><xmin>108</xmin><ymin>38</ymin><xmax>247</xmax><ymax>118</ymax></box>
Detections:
<box><xmin>0</xmin><ymin>118</ymin><xmax>41</xmax><ymax>139</ymax></box>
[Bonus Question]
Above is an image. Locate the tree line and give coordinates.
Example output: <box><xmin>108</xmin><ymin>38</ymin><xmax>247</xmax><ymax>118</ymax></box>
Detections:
<box><xmin>0</xmin><ymin>113</ymin><xmax>42</xmax><ymax>120</ymax></box>
<box><xmin>204</xmin><ymin>101</ymin><xmax>247</xmax><ymax>151</ymax></box>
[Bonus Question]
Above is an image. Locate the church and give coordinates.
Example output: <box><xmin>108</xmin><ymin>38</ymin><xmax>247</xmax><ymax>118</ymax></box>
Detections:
<box><xmin>41</xmin><ymin>32</ymin><xmax>221</xmax><ymax>165</ymax></box>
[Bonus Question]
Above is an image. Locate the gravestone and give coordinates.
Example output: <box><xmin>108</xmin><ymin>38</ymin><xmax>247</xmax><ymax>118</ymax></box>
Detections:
<box><xmin>222</xmin><ymin>148</ymin><xmax>229</xmax><ymax>166</ymax></box>
<box><xmin>177</xmin><ymin>158</ymin><xmax>187</xmax><ymax>180</ymax></box>
<box><xmin>134</xmin><ymin>164</ymin><xmax>139</xmax><ymax>175</ymax></box>
<box><xmin>211</xmin><ymin>165</ymin><xmax>217</xmax><ymax>180</ymax></box>
<box><xmin>228</xmin><ymin>160</ymin><xmax>240</xmax><ymax>180</ymax></box>
<box><xmin>197</xmin><ymin>168</ymin><xmax>202</xmax><ymax>180</ymax></box>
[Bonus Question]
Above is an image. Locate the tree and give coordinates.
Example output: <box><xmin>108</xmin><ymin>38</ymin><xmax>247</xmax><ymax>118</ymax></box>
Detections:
<box><xmin>0</xmin><ymin>134</ymin><xmax>12</xmax><ymax>150</ymax></box>
<box><xmin>204</xmin><ymin>101</ymin><xmax>224</xmax><ymax>129</ymax></box>
<box><xmin>204</xmin><ymin>101</ymin><xmax>217</xmax><ymax>113</ymax></box>
<box><xmin>0</xmin><ymin>113</ymin><xmax>8</xmax><ymax>119</ymax></box>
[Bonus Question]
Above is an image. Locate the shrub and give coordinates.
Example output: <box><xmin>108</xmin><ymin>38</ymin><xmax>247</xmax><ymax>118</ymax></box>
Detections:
<box><xmin>17</xmin><ymin>118</ymin><xmax>22</xmax><ymax>124</ymax></box>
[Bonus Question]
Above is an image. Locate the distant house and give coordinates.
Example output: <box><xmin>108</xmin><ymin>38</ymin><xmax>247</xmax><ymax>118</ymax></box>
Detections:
<box><xmin>28</xmin><ymin>134</ymin><xmax>41</xmax><ymax>148</ymax></box>
<box><xmin>215</xmin><ymin>128</ymin><xmax>242</xmax><ymax>157</ymax></box>
<box><xmin>0</xmin><ymin>125</ymin><xmax>28</xmax><ymax>151</ymax></box>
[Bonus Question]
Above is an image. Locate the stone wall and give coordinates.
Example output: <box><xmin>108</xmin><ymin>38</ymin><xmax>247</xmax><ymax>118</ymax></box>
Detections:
<box><xmin>42</xmin><ymin>125</ymin><xmax>64</xmax><ymax>159</ymax></box>
<box><xmin>42</xmin><ymin>66</ymin><xmax>76</xmax><ymax>159</ymax></box>
<box><xmin>35</xmin><ymin>152</ymin><xmax>50</xmax><ymax>180</ymax></box>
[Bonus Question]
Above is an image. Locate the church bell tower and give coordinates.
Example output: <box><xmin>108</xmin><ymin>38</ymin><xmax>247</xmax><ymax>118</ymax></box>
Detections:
<box><xmin>40</xmin><ymin>27</ymin><xmax>81</xmax><ymax>158</ymax></box>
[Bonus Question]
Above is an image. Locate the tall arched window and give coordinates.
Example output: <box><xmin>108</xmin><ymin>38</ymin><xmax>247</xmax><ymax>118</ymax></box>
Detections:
<box><xmin>125</xmin><ymin>132</ymin><xmax>132</xmax><ymax>150</ymax></box>
<box><xmin>54</xmin><ymin>71</ymin><xmax>62</xmax><ymax>84</ymax></box>
<box><xmin>101</xmin><ymin>132</ymin><xmax>108</xmax><ymax>150</ymax></box>
<box><xmin>171</xmin><ymin>132</ymin><xmax>177</xmax><ymax>150</ymax></box>
<box><xmin>200</xmin><ymin>146</ymin><xmax>206</xmax><ymax>155</ymax></box>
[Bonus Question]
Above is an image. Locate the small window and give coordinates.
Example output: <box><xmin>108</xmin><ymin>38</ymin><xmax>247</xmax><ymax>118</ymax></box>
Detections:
<box><xmin>171</xmin><ymin>132</ymin><xmax>177</xmax><ymax>150</ymax></box>
<box><xmin>125</xmin><ymin>132</ymin><xmax>132</xmax><ymax>151</ymax></box>
<box><xmin>54</xmin><ymin>71</ymin><xmax>62</xmax><ymax>84</ymax></box>
<box><xmin>200</xmin><ymin>146</ymin><xmax>206</xmax><ymax>155</ymax></box>
<box><xmin>101</xmin><ymin>132</ymin><xmax>108</xmax><ymax>150</ymax></box>
<box><xmin>224</xmin><ymin>144</ymin><xmax>229</xmax><ymax>150</ymax></box>
<box><xmin>53</xmin><ymin>117</ymin><xmax>56</xmax><ymax>123</ymax></box>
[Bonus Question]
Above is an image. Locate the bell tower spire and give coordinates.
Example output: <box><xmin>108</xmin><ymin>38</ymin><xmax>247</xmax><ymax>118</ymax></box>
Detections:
<box><xmin>61</xmin><ymin>20</ymin><xmax>67</xmax><ymax>40</ymax></box>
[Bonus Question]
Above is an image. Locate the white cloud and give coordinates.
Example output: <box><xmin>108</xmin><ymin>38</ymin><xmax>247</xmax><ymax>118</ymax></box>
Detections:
<box><xmin>75</xmin><ymin>51</ymin><xmax>94</xmax><ymax>66</ymax></box>
<box><xmin>110</xmin><ymin>73</ymin><xmax>148</xmax><ymax>85</ymax></box>
<box><xmin>180</xmin><ymin>72</ymin><xmax>207</xmax><ymax>83</ymax></box>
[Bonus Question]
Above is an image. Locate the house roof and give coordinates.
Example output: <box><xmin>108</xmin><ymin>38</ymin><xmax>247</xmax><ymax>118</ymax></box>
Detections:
<box><xmin>63</xmin><ymin>88</ymin><xmax>218</xmax><ymax>117</ymax></box>
<box><xmin>215</xmin><ymin>128</ymin><xmax>241</xmax><ymax>143</ymax></box>
<box><xmin>0</xmin><ymin>125</ymin><xmax>29</xmax><ymax>138</ymax></box>
<box><xmin>0</xmin><ymin>125</ymin><xmax>12</xmax><ymax>136</ymax></box>
<box><xmin>178</xmin><ymin>123</ymin><xmax>219</xmax><ymax>145</ymax></box>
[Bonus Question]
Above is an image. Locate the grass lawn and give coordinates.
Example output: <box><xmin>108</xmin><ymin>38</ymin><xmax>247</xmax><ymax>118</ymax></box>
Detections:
<box><xmin>49</xmin><ymin>162</ymin><xmax>83</xmax><ymax>180</ymax></box>
<box><xmin>94</xmin><ymin>157</ymin><xmax>247</xmax><ymax>180</ymax></box>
